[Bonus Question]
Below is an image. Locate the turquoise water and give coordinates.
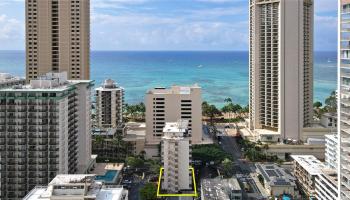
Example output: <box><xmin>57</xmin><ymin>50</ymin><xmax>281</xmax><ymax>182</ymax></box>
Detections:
<box><xmin>282</xmin><ymin>195</ymin><xmax>291</xmax><ymax>200</ymax></box>
<box><xmin>0</xmin><ymin>51</ymin><xmax>337</xmax><ymax>107</ymax></box>
<box><xmin>95</xmin><ymin>170</ymin><xmax>119</xmax><ymax>182</ymax></box>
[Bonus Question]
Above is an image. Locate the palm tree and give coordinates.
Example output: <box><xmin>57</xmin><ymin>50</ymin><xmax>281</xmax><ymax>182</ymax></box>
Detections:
<box><xmin>224</xmin><ymin>98</ymin><xmax>232</xmax><ymax>103</ymax></box>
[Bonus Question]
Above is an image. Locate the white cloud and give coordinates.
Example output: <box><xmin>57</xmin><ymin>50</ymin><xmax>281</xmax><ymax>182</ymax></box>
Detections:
<box><xmin>0</xmin><ymin>14</ymin><xmax>23</xmax><ymax>40</ymax></box>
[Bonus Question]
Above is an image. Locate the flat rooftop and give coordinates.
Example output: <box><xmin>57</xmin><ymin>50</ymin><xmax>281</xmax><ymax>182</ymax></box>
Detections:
<box><xmin>0</xmin><ymin>73</ymin><xmax>24</xmax><ymax>83</ymax></box>
<box><xmin>291</xmin><ymin>155</ymin><xmax>324</xmax><ymax>175</ymax></box>
<box><xmin>146</xmin><ymin>84</ymin><xmax>200</xmax><ymax>95</ymax></box>
<box><xmin>254</xmin><ymin>129</ymin><xmax>280</xmax><ymax>135</ymax></box>
<box><xmin>201</xmin><ymin>178</ymin><xmax>241</xmax><ymax>200</ymax></box>
<box><xmin>256</xmin><ymin>164</ymin><xmax>296</xmax><ymax>187</ymax></box>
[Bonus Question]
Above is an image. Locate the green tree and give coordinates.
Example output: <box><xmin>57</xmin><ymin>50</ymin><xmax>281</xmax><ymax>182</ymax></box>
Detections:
<box><xmin>202</xmin><ymin>102</ymin><xmax>221</xmax><ymax>125</ymax></box>
<box><xmin>224</xmin><ymin>97</ymin><xmax>232</xmax><ymax>103</ymax></box>
<box><xmin>325</xmin><ymin>91</ymin><xmax>336</xmax><ymax>112</ymax></box>
<box><xmin>313</xmin><ymin>101</ymin><xmax>322</xmax><ymax>108</ymax></box>
<box><xmin>140</xmin><ymin>183</ymin><xmax>157</xmax><ymax>200</ymax></box>
<box><xmin>221</xmin><ymin>158</ymin><xmax>234</xmax><ymax>177</ymax></box>
<box><xmin>126</xmin><ymin>156</ymin><xmax>144</xmax><ymax>168</ymax></box>
<box><xmin>192</xmin><ymin>144</ymin><xmax>230</xmax><ymax>164</ymax></box>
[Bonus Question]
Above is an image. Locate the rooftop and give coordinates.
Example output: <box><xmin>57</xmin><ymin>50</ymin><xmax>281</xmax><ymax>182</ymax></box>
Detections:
<box><xmin>96</xmin><ymin>79</ymin><xmax>124</xmax><ymax>91</ymax></box>
<box><xmin>0</xmin><ymin>72</ymin><xmax>92</xmax><ymax>92</ymax></box>
<box><xmin>201</xmin><ymin>178</ymin><xmax>241</xmax><ymax>200</ymax></box>
<box><xmin>320</xmin><ymin>168</ymin><xmax>338</xmax><ymax>187</ymax></box>
<box><xmin>0</xmin><ymin>73</ymin><xmax>25</xmax><ymax>83</ymax></box>
<box><xmin>23</xmin><ymin>174</ymin><xmax>127</xmax><ymax>200</ymax></box>
<box><xmin>146</xmin><ymin>84</ymin><xmax>200</xmax><ymax>95</ymax></box>
<box><xmin>256</xmin><ymin>164</ymin><xmax>296</xmax><ymax>187</ymax></box>
<box><xmin>291</xmin><ymin>155</ymin><xmax>324</xmax><ymax>175</ymax></box>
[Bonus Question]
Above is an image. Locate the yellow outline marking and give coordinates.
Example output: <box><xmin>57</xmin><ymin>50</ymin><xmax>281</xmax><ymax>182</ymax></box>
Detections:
<box><xmin>156</xmin><ymin>167</ymin><xmax>198</xmax><ymax>197</ymax></box>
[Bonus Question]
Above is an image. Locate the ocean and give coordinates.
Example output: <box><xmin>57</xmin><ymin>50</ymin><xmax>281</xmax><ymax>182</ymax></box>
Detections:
<box><xmin>0</xmin><ymin>51</ymin><xmax>337</xmax><ymax>107</ymax></box>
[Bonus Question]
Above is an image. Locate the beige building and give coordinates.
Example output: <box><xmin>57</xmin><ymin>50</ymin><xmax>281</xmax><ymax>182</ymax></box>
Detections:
<box><xmin>0</xmin><ymin>72</ymin><xmax>94</xmax><ymax>200</ymax></box>
<box><xmin>95</xmin><ymin>79</ymin><xmax>124</xmax><ymax>128</ymax></box>
<box><xmin>26</xmin><ymin>0</ymin><xmax>90</xmax><ymax>81</ymax></box>
<box><xmin>123</xmin><ymin>122</ymin><xmax>146</xmax><ymax>156</ymax></box>
<box><xmin>315</xmin><ymin>168</ymin><xmax>338</xmax><ymax>200</ymax></box>
<box><xmin>23</xmin><ymin>174</ymin><xmax>128</xmax><ymax>200</ymax></box>
<box><xmin>145</xmin><ymin>85</ymin><xmax>202</xmax><ymax>147</ymax></box>
<box><xmin>249</xmin><ymin>0</ymin><xmax>314</xmax><ymax>140</ymax></box>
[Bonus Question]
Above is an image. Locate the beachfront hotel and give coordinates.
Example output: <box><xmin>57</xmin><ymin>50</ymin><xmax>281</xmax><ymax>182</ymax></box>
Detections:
<box><xmin>144</xmin><ymin>85</ymin><xmax>202</xmax><ymax>158</ymax></box>
<box><xmin>95</xmin><ymin>79</ymin><xmax>124</xmax><ymax>129</ymax></box>
<box><xmin>340</xmin><ymin>0</ymin><xmax>350</xmax><ymax>199</ymax></box>
<box><xmin>248</xmin><ymin>0</ymin><xmax>314</xmax><ymax>140</ymax></box>
<box><xmin>25</xmin><ymin>0</ymin><xmax>90</xmax><ymax>81</ymax></box>
<box><xmin>0</xmin><ymin>72</ymin><xmax>95</xmax><ymax>199</ymax></box>
<box><xmin>161</xmin><ymin>121</ymin><xmax>191</xmax><ymax>193</ymax></box>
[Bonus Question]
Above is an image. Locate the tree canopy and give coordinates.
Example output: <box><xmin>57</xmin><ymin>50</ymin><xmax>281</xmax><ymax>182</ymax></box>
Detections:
<box><xmin>140</xmin><ymin>183</ymin><xmax>157</xmax><ymax>200</ymax></box>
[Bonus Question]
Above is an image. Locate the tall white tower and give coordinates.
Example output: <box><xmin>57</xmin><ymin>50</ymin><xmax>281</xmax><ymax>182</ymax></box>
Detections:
<box><xmin>249</xmin><ymin>0</ymin><xmax>314</xmax><ymax>140</ymax></box>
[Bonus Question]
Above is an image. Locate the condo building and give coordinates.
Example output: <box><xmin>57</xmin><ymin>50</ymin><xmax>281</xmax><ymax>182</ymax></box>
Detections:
<box><xmin>325</xmin><ymin>134</ymin><xmax>338</xmax><ymax>170</ymax></box>
<box><xmin>315</xmin><ymin>168</ymin><xmax>338</xmax><ymax>200</ymax></box>
<box><xmin>161</xmin><ymin>121</ymin><xmax>191</xmax><ymax>193</ymax></box>
<box><xmin>0</xmin><ymin>73</ymin><xmax>25</xmax><ymax>89</ymax></box>
<box><xmin>0</xmin><ymin>72</ymin><xmax>94</xmax><ymax>199</ymax></box>
<box><xmin>23</xmin><ymin>174</ymin><xmax>128</xmax><ymax>200</ymax></box>
<box><xmin>340</xmin><ymin>1</ymin><xmax>350</xmax><ymax>199</ymax></box>
<box><xmin>26</xmin><ymin>0</ymin><xmax>90</xmax><ymax>81</ymax></box>
<box><xmin>291</xmin><ymin>155</ymin><xmax>324</xmax><ymax>198</ymax></box>
<box><xmin>145</xmin><ymin>85</ymin><xmax>202</xmax><ymax>146</ymax></box>
<box><xmin>95</xmin><ymin>79</ymin><xmax>124</xmax><ymax>128</ymax></box>
<box><xmin>249</xmin><ymin>0</ymin><xmax>314</xmax><ymax>140</ymax></box>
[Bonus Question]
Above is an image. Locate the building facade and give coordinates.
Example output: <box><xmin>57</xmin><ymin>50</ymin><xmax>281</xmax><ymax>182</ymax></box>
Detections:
<box><xmin>25</xmin><ymin>0</ymin><xmax>90</xmax><ymax>81</ymax></box>
<box><xmin>340</xmin><ymin>1</ymin><xmax>350</xmax><ymax>199</ymax></box>
<box><xmin>145</xmin><ymin>85</ymin><xmax>202</xmax><ymax>145</ymax></box>
<box><xmin>249</xmin><ymin>0</ymin><xmax>314</xmax><ymax>140</ymax></box>
<box><xmin>325</xmin><ymin>134</ymin><xmax>338</xmax><ymax>169</ymax></box>
<box><xmin>23</xmin><ymin>174</ymin><xmax>128</xmax><ymax>200</ymax></box>
<box><xmin>291</xmin><ymin>155</ymin><xmax>324</xmax><ymax>198</ymax></box>
<box><xmin>161</xmin><ymin>121</ymin><xmax>191</xmax><ymax>193</ymax></box>
<box><xmin>315</xmin><ymin>168</ymin><xmax>338</xmax><ymax>200</ymax></box>
<box><xmin>0</xmin><ymin>72</ymin><xmax>93</xmax><ymax>199</ymax></box>
<box><xmin>95</xmin><ymin>79</ymin><xmax>124</xmax><ymax>129</ymax></box>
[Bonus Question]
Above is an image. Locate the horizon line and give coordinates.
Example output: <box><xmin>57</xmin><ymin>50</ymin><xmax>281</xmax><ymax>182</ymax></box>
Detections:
<box><xmin>0</xmin><ymin>49</ymin><xmax>337</xmax><ymax>52</ymax></box>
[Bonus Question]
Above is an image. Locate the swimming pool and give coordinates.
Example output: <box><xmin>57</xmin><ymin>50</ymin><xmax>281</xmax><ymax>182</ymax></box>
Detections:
<box><xmin>95</xmin><ymin>170</ymin><xmax>119</xmax><ymax>183</ymax></box>
<box><xmin>282</xmin><ymin>195</ymin><xmax>291</xmax><ymax>200</ymax></box>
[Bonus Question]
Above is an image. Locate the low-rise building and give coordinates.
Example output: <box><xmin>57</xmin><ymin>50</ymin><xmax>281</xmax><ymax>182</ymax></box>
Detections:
<box><xmin>0</xmin><ymin>73</ymin><xmax>25</xmax><ymax>89</ymax></box>
<box><xmin>291</xmin><ymin>155</ymin><xmax>324</xmax><ymax>198</ymax></box>
<box><xmin>325</xmin><ymin>134</ymin><xmax>338</xmax><ymax>169</ymax></box>
<box><xmin>255</xmin><ymin>164</ymin><xmax>298</xmax><ymax>198</ymax></box>
<box><xmin>201</xmin><ymin>178</ymin><xmax>242</xmax><ymax>200</ymax></box>
<box><xmin>123</xmin><ymin>122</ymin><xmax>146</xmax><ymax>155</ymax></box>
<box><xmin>320</xmin><ymin>113</ymin><xmax>337</xmax><ymax>129</ymax></box>
<box><xmin>23</xmin><ymin>174</ymin><xmax>128</xmax><ymax>200</ymax></box>
<box><xmin>315</xmin><ymin>168</ymin><xmax>338</xmax><ymax>200</ymax></box>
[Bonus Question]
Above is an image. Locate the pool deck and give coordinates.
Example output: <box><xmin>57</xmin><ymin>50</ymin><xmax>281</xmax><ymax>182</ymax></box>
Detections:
<box><xmin>91</xmin><ymin>163</ymin><xmax>124</xmax><ymax>175</ymax></box>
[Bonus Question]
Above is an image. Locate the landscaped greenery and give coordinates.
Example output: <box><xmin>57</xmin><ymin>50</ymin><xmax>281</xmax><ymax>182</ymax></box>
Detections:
<box><xmin>239</xmin><ymin>139</ymin><xmax>279</xmax><ymax>162</ymax></box>
<box><xmin>126</xmin><ymin>156</ymin><xmax>145</xmax><ymax>168</ymax></box>
<box><xmin>314</xmin><ymin>90</ymin><xmax>337</xmax><ymax>118</ymax></box>
<box><xmin>124</xmin><ymin>102</ymin><xmax>146</xmax><ymax>121</ymax></box>
<box><xmin>220</xmin><ymin>158</ymin><xmax>234</xmax><ymax>178</ymax></box>
<box><xmin>192</xmin><ymin>144</ymin><xmax>232</xmax><ymax>164</ymax></box>
<box><xmin>140</xmin><ymin>183</ymin><xmax>157</xmax><ymax>200</ymax></box>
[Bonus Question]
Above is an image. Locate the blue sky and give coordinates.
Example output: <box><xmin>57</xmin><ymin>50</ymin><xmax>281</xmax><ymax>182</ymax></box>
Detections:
<box><xmin>0</xmin><ymin>0</ymin><xmax>337</xmax><ymax>51</ymax></box>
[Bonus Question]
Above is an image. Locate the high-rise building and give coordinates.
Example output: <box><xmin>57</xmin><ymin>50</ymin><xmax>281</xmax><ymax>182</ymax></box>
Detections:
<box><xmin>95</xmin><ymin>79</ymin><xmax>124</xmax><ymax>128</ymax></box>
<box><xmin>0</xmin><ymin>72</ymin><xmax>94</xmax><ymax>199</ymax></box>
<box><xmin>145</xmin><ymin>85</ymin><xmax>202</xmax><ymax>146</ymax></box>
<box><xmin>161</xmin><ymin>121</ymin><xmax>191</xmax><ymax>193</ymax></box>
<box><xmin>25</xmin><ymin>0</ymin><xmax>90</xmax><ymax>81</ymax></box>
<box><xmin>340</xmin><ymin>1</ymin><xmax>350</xmax><ymax>198</ymax></box>
<box><xmin>249</xmin><ymin>0</ymin><xmax>314</xmax><ymax>140</ymax></box>
<box><xmin>23</xmin><ymin>174</ymin><xmax>128</xmax><ymax>200</ymax></box>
